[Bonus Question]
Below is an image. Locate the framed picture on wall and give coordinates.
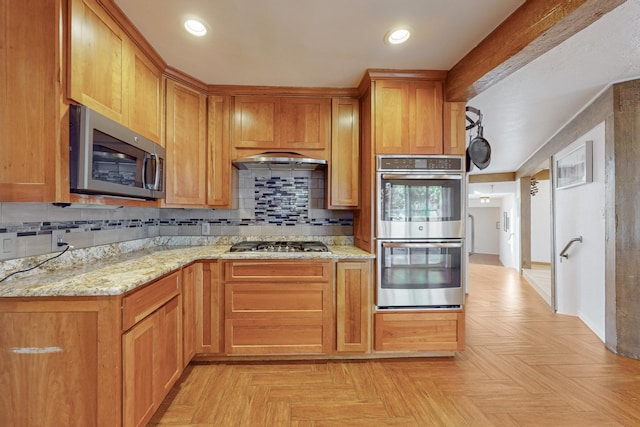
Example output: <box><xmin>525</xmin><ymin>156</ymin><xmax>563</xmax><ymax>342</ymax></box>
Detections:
<box><xmin>503</xmin><ymin>211</ymin><xmax>509</xmax><ymax>232</ymax></box>
<box><xmin>555</xmin><ymin>140</ymin><xmax>593</xmax><ymax>189</ymax></box>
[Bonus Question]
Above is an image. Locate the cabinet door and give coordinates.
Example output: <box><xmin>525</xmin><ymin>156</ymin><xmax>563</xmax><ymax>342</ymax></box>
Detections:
<box><xmin>409</xmin><ymin>81</ymin><xmax>443</xmax><ymax>154</ymax></box>
<box><xmin>374</xmin><ymin>80</ymin><xmax>409</xmax><ymax>153</ymax></box>
<box><xmin>336</xmin><ymin>261</ymin><xmax>371</xmax><ymax>353</ymax></box>
<box><xmin>123</xmin><ymin>312</ymin><xmax>157</xmax><ymax>427</ymax></box>
<box><xmin>0</xmin><ymin>0</ymin><xmax>61</xmax><ymax>202</ymax></box>
<box><xmin>233</xmin><ymin>96</ymin><xmax>280</xmax><ymax>149</ymax></box>
<box><xmin>69</xmin><ymin>0</ymin><xmax>127</xmax><ymax>123</ymax></box>
<box><xmin>156</xmin><ymin>296</ymin><xmax>182</xmax><ymax>397</ymax></box>
<box><xmin>182</xmin><ymin>264</ymin><xmax>198</xmax><ymax>365</ymax></box>
<box><xmin>128</xmin><ymin>43</ymin><xmax>164</xmax><ymax>145</ymax></box>
<box><xmin>354</xmin><ymin>87</ymin><xmax>374</xmax><ymax>252</ymax></box>
<box><xmin>165</xmin><ymin>79</ymin><xmax>207</xmax><ymax>205</ymax></box>
<box><xmin>280</xmin><ymin>97</ymin><xmax>331</xmax><ymax>150</ymax></box>
<box><xmin>197</xmin><ymin>262</ymin><xmax>223</xmax><ymax>353</ymax></box>
<box><xmin>207</xmin><ymin>95</ymin><xmax>233</xmax><ymax>207</ymax></box>
<box><xmin>444</xmin><ymin>102</ymin><xmax>467</xmax><ymax>155</ymax></box>
<box><xmin>329</xmin><ymin>98</ymin><xmax>359</xmax><ymax>208</ymax></box>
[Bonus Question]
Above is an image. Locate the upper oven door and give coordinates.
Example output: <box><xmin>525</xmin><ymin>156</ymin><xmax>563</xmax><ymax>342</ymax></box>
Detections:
<box><xmin>377</xmin><ymin>172</ymin><xmax>465</xmax><ymax>239</ymax></box>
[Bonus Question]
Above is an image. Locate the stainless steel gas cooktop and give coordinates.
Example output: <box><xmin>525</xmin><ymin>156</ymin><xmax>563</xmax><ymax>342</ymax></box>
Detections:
<box><xmin>228</xmin><ymin>241</ymin><xmax>330</xmax><ymax>253</ymax></box>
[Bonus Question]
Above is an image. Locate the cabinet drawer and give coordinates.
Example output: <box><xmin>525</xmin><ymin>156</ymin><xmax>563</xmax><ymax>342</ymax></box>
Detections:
<box><xmin>226</xmin><ymin>318</ymin><xmax>326</xmax><ymax>355</ymax></box>
<box><xmin>122</xmin><ymin>271</ymin><xmax>180</xmax><ymax>330</ymax></box>
<box><xmin>226</xmin><ymin>283</ymin><xmax>325</xmax><ymax>318</ymax></box>
<box><xmin>374</xmin><ymin>310</ymin><xmax>465</xmax><ymax>352</ymax></box>
<box><xmin>224</xmin><ymin>260</ymin><xmax>331</xmax><ymax>282</ymax></box>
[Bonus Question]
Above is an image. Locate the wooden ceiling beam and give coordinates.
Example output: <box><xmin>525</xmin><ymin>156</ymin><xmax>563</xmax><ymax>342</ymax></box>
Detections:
<box><xmin>469</xmin><ymin>172</ymin><xmax>516</xmax><ymax>183</ymax></box>
<box><xmin>445</xmin><ymin>0</ymin><xmax>626</xmax><ymax>102</ymax></box>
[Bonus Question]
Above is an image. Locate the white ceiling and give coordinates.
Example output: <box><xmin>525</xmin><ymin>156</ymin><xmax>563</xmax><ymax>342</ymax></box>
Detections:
<box><xmin>115</xmin><ymin>0</ymin><xmax>640</xmax><ymax>175</ymax></box>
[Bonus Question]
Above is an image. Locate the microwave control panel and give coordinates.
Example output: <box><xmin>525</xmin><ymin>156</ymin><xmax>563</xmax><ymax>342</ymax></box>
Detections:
<box><xmin>377</xmin><ymin>155</ymin><xmax>464</xmax><ymax>172</ymax></box>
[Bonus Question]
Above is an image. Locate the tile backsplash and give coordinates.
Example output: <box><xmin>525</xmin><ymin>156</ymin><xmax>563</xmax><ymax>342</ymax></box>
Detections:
<box><xmin>0</xmin><ymin>169</ymin><xmax>353</xmax><ymax>260</ymax></box>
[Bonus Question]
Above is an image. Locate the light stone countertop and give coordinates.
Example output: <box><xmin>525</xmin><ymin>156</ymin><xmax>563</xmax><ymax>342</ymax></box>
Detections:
<box><xmin>0</xmin><ymin>244</ymin><xmax>374</xmax><ymax>298</ymax></box>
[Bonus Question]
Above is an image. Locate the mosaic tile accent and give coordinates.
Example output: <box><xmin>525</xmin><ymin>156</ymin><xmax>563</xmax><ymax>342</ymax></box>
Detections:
<box><xmin>254</xmin><ymin>176</ymin><xmax>309</xmax><ymax>225</ymax></box>
<box><xmin>1</xmin><ymin>219</ymin><xmax>158</xmax><ymax>237</ymax></box>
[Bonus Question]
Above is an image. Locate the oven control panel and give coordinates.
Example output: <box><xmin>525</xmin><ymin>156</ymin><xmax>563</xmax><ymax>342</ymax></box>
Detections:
<box><xmin>377</xmin><ymin>155</ymin><xmax>464</xmax><ymax>172</ymax></box>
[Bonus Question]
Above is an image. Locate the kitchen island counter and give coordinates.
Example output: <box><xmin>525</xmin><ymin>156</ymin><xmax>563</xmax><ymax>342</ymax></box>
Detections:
<box><xmin>0</xmin><ymin>244</ymin><xmax>373</xmax><ymax>298</ymax></box>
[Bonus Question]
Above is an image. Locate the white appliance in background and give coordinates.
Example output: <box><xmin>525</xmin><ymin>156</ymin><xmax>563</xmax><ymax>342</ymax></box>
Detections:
<box><xmin>375</xmin><ymin>155</ymin><xmax>466</xmax><ymax>309</ymax></box>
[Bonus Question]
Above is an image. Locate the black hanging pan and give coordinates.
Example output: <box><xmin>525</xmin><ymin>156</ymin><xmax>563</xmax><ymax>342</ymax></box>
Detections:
<box><xmin>465</xmin><ymin>107</ymin><xmax>491</xmax><ymax>170</ymax></box>
<box><xmin>468</xmin><ymin>124</ymin><xmax>491</xmax><ymax>170</ymax></box>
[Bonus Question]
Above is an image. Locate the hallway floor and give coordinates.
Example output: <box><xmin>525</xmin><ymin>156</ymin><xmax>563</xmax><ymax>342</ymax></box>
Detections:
<box><xmin>149</xmin><ymin>263</ymin><xmax>640</xmax><ymax>426</ymax></box>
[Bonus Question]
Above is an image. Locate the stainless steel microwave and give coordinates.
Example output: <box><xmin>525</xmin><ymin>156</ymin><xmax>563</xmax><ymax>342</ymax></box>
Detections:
<box><xmin>69</xmin><ymin>105</ymin><xmax>165</xmax><ymax>199</ymax></box>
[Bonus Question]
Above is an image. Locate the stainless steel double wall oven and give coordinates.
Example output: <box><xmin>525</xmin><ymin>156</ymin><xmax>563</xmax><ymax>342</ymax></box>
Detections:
<box><xmin>376</xmin><ymin>155</ymin><xmax>465</xmax><ymax>309</ymax></box>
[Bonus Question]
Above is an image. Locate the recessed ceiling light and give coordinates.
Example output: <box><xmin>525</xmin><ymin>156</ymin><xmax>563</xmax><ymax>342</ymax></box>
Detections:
<box><xmin>184</xmin><ymin>19</ymin><xmax>207</xmax><ymax>37</ymax></box>
<box><xmin>385</xmin><ymin>27</ymin><xmax>411</xmax><ymax>45</ymax></box>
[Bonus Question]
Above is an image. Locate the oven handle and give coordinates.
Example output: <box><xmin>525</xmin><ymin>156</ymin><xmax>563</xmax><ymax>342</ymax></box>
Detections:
<box><xmin>380</xmin><ymin>174</ymin><xmax>463</xmax><ymax>180</ymax></box>
<box><xmin>381</xmin><ymin>241</ymin><xmax>463</xmax><ymax>249</ymax></box>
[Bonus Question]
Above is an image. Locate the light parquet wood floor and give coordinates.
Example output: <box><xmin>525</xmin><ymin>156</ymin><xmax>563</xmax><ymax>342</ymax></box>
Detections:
<box><xmin>149</xmin><ymin>264</ymin><xmax>640</xmax><ymax>426</ymax></box>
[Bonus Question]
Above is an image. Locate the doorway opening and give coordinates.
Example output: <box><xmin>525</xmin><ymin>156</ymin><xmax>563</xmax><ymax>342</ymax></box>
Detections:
<box><xmin>522</xmin><ymin>162</ymin><xmax>553</xmax><ymax>308</ymax></box>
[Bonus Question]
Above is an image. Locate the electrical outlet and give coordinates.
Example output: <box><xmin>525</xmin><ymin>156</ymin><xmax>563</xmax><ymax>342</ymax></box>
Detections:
<box><xmin>51</xmin><ymin>230</ymin><xmax>67</xmax><ymax>252</ymax></box>
<box><xmin>201</xmin><ymin>222</ymin><xmax>211</xmax><ymax>235</ymax></box>
<box><xmin>0</xmin><ymin>232</ymin><xmax>17</xmax><ymax>260</ymax></box>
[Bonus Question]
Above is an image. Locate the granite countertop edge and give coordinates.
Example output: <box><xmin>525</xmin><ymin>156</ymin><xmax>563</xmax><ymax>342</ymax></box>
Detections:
<box><xmin>0</xmin><ymin>245</ymin><xmax>374</xmax><ymax>298</ymax></box>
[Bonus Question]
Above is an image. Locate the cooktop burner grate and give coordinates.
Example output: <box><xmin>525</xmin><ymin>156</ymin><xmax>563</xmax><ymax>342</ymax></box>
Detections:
<box><xmin>228</xmin><ymin>241</ymin><xmax>330</xmax><ymax>253</ymax></box>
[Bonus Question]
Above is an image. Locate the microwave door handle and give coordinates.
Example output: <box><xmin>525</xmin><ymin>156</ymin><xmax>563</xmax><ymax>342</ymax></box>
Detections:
<box><xmin>142</xmin><ymin>153</ymin><xmax>149</xmax><ymax>189</ymax></box>
<box><xmin>151</xmin><ymin>153</ymin><xmax>160</xmax><ymax>190</ymax></box>
<box><xmin>382</xmin><ymin>242</ymin><xmax>463</xmax><ymax>249</ymax></box>
<box><xmin>381</xmin><ymin>174</ymin><xmax>462</xmax><ymax>180</ymax></box>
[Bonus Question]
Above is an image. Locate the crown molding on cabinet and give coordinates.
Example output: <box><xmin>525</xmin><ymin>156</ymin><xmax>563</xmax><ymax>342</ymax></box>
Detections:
<box><xmin>98</xmin><ymin>0</ymin><xmax>166</xmax><ymax>71</ymax></box>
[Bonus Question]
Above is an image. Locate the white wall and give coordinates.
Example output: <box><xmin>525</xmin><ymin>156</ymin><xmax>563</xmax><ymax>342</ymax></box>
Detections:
<box><xmin>553</xmin><ymin>122</ymin><xmax>606</xmax><ymax>342</ymax></box>
<box><xmin>530</xmin><ymin>179</ymin><xmax>551</xmax><ymax>263</ymax></box>
<box><xmin>468</xmin><ymin>207</ymin><xmax>500</xmax><ymax>255</ymax></box>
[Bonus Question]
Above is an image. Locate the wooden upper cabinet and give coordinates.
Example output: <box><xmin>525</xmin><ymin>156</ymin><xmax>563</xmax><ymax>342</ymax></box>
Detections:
<box><xmin>0</xmin><ymin>0</ymin><xmax>62</xmax><ymax>202</ymax></box>
<box><xmin>164</xmin><ymin>79</ymin><xmax>207</xmax><ymax>206</ymax></box>
<box><xmin>233</xmin><ymin>96</ymin><xmax>280</xmax><ymax>149</ymax></box>
<box><xmin>232</xmin><ymin>95</ymin><xmax>330</xmax><ymax>153</ymax></box>
<box><xmin>410</xmin><ymin>81</ymin><xmax>443</xmax><ymax>154</ymax></box>
<box><xmin>68</xmin><ymin>0</ymin><xmax>164</xmax><ymax>145</ymax></box>
<box><xmin>374</xmin><ymin>79</ymin><xmax>444</xmax><ymax>154</ymax></box>
<box><xmin>444</xmin><ymin>102</ymin><xmax>467</xmax><ymax>155</ymax></box>
<box><xmin>69</xmin><ymin>0</ymin><xmax>127</xmax><ymax>123</ymax></box>
<box><xmin>280</xmin><ymin>97</ymin><xmax>331</xmax><ymax>150</ymax></box>
<box><xmin>329</xmin><ymin>97</ymin><xmax>359</xmax><ymax>208</ymax></box>
<box><xmin>207</xmin><ymin>95</ymin><xmax>233</xmax><ymax>207</ymax></box>
<box><xmin>128</xmin><ymin>45</ymin><xmax>164</xmax><ymax>145</ymax></box>
<box><xmin>374</xmin><ymin>80</ymin><xmax>409</xmax><ymax>153</ymax></box>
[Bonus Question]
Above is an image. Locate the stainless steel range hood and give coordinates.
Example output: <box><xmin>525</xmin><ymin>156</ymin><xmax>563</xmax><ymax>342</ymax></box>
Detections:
<box><xmin>232</xmin><ymin>152</ymin><xmax>327</xmax><ymax>170</ymax></box>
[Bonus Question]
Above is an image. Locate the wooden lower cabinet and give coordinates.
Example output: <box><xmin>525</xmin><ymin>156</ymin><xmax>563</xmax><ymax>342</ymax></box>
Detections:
<box><xmin>123</xmin><ymin>311</ymin><xmax>157</xmax><ymax>427</ymax></box>
<box><xmin>336</xmin><ymin>260</ymin><xmax>372</xmax><ymax>353</ymax></box>
<box><xmin>122</xmin><ymin>273</ymin><xmax>182</xmax><ymax>427</ymax></box>
<box><xmin>0</xmin><ymin>298</ymin><xmax>121</xmax><ymax>427</ymax></box>
<box><xmin>182</xmin><ymin>263</ymin><xmax>198</xmax><ymax>364</ymax></box>
<box><xmin>374</xmin><ymin>309</ymin><xmax>465</xmax><ymax>352</ymax></box>
<box><xmin>223</xmin><ymin>260</ymin><xmax>332</xmax><ymax>355</ymax></box>
<box><xmin>196</xmin><ymin>262</ymin><xmax>224</xmax><ymax>354</ymax></box>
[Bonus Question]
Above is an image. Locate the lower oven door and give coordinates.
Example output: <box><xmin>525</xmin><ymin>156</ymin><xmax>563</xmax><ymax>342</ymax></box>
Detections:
<box><xmin>376</xmin><ymin>240</ymin><xmax>464</xmax><ymax>308</ymax></box>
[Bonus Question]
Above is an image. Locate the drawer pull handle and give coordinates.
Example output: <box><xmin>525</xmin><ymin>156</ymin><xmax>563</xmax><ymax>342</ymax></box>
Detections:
<box><xmin>11</xmin><ymin>346</ymin><xmax>63</xmax><ymax>354</ymax></box>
